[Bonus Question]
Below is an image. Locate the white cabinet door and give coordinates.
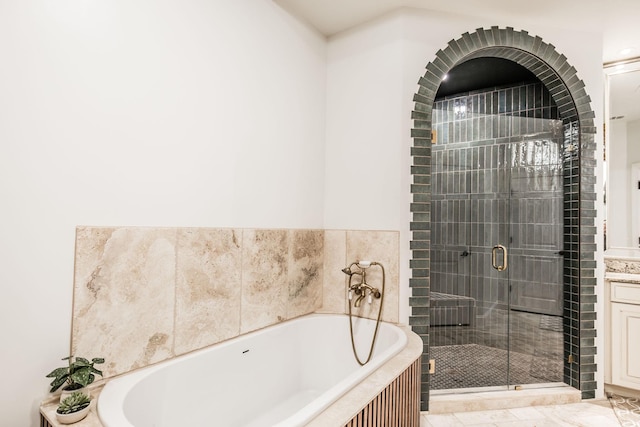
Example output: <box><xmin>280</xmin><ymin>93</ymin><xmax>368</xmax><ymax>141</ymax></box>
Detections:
<box><xmin>612</xmin><ymin>302</ymin><xmax>640</xmax><ymax>389</ymax></box>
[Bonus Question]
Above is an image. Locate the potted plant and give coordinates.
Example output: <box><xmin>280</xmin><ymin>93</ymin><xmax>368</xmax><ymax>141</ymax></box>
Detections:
<box><xmin>46</xmin><ymin>355</ymin><xmax>104</xmax><ymax>400</ymax></box>
<box><xmin>55</xmin><ymin>391</ymin><xmax>91</xmax><ymax>424</ymax></box>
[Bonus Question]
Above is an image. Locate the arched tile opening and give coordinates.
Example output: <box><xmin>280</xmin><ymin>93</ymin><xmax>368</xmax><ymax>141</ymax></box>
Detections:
<box><xmin>409</xmin><ymin>26</ymin><xmax>597</xmax><ymax>410</ymax></box>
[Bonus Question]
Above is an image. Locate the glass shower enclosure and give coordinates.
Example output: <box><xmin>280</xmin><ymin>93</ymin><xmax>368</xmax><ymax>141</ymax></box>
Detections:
<box><xmin>429</xmin><ymin>82</ymin><xmax>565</xmax><ymax>391</ymax></box>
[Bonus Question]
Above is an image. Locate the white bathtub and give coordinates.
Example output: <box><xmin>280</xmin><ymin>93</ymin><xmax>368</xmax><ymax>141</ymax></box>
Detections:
<box><xmin>98</xmin><ymin>313</ymin><xmax>407</xmax><ymax>427</ymax></box>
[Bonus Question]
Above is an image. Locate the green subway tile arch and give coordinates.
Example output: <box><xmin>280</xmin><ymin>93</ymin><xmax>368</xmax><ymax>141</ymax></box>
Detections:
<box><xmin>409</xmin><ymin>26</ymin><xmax>597</xmax><ymax>410</ymax></box>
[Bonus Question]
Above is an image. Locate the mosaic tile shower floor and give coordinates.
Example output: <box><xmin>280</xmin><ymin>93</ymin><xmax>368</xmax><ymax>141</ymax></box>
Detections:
<box><xmin>430</xmin><ymin>344</ymin><xmax>563</xmax><ymax>389</ymax></box>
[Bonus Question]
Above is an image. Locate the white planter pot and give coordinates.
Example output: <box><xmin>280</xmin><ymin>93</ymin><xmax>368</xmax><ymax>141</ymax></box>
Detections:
<box><xmin>55</xmin><ymin>403</ymin><xmax>90</xmax><ymax>425</ymax></box>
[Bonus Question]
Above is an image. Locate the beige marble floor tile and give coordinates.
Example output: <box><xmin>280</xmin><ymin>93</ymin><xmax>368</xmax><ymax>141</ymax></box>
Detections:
<box><xmin>422</xmin><ymin>413</ymin><xmax>465</xmax><ymax>427</ymax></box>
<box><xmin>536</xmin><ymin>403</ymin><xmax>621</xmax><ymax>426</ymax></box>
<box><xmin>506</xmin><ymin>406</ymin><xmax>546</xmax><ymax>420</ymax></box>
<box><xmin>453</xmin><ymin>409</ymin><xmax>518</xmax><ymax>425</ymax></box>
<box><xmin>423</xmin><ymin>400</ymin><xmax>621</xmax><ymax>427</ymax></box>
<box><xmin>493</xmin><ymin>420</ymin><xmax>568</xmax><ymax>427</ymax></box>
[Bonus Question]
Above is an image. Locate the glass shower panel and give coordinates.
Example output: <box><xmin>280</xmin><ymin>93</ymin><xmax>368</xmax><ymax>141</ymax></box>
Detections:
<box><xmin>507</xmin><ymin>121</ymin><xmax>565</xmax><ymax>386</ymax></box>
<box><xmin>429</xmin><ymin>99</ymin><xmax>510</xmax><ymax>390</ymax></box>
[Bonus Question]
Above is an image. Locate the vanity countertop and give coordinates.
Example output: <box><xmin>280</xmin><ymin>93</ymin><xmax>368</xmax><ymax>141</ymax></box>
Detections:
<box><xmin>605</xmin><ymin>255</ymin><xmax>640</xmax><ymax>276</ymax></box>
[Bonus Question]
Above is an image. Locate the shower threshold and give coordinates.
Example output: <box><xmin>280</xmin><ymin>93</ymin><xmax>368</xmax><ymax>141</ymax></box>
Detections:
<box><xmin>431</xmin><ymin>381</ymin><xmax>567</xmax><ymax>396</ymax></box>
<box><xmin>428</xmin><ymin>384</ymin><xmax>580</xmax><ymax>414</ymax></box>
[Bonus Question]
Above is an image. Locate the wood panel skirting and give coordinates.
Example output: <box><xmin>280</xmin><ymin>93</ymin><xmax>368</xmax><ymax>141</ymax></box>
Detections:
<box><xmin>344</xmin><ymin>355</ymin><xmax>422</xmax><ymax>427</ymax></box>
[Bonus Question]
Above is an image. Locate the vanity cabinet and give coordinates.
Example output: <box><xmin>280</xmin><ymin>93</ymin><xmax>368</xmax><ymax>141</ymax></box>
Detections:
<box><xmin>610</xmin><ymin>281</ymin><xmax>640</xmax><ymax>389</ymax></box>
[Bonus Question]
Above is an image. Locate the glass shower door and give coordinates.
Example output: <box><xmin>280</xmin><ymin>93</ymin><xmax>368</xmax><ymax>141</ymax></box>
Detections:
<box><xmin>464</xmin><ymin>141</ymin><xmax>511</xmax><ymax>389</ymax></box>
<box><xmin>506</xmin><ymin>135</ymin><xmax>565</xmax><ymax>387</ymax></box>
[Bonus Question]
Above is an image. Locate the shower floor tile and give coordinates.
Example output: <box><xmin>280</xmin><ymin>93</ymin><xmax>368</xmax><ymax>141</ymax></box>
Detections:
<box><xmin>430</xmin><ymin>344</ymin><xmax>563</xmax><ymax>390</ymax></box>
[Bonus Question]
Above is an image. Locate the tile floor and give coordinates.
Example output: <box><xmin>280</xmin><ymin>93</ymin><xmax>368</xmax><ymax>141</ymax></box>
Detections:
<box><xmin>420</xmin><ymin>399</ymin><xmax>622</xmax><ymax>426</ymax></box>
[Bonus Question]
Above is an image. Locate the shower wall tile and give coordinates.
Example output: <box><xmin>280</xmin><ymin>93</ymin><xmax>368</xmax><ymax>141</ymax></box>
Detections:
<box><xmin>174</xmin><ymin>228</ymin><xmax>242</xmax><ymax>355</ymax></box>
<box><xmin>240</xmin><ymin>229</ymin><xmax>289</xmax><ymax>333</ymax></box>
<box><xmin>72</xmin><ymin>227</ymin><xmax>177</xmax><ymax>379</ymax></box>
<box><xmin>322</xmin><ymin>230</ymin><xmax>348</xmax><ymax>313</ymax></box>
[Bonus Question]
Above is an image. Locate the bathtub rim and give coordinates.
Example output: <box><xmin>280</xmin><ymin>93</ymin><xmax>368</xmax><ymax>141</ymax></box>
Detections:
<box><xmin>97</xmin><ymin>313</ymin><xmax>412</xmax><ymax>427</ymax></box>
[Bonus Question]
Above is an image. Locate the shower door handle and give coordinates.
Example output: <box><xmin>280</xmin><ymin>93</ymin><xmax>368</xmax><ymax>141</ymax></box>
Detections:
<box><xmin>491</xmin><ymin>244</ymin><xmax>508</xmax><ymax>271</ymax></box>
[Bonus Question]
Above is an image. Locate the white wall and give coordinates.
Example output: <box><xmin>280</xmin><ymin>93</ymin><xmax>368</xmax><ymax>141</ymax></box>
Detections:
<box><xmin>608</xmin><ymin>119</ymin><xmax>640</xmax><ymax>248</ymax></box>
<box><xmin>325</xmin><ymin>11</ymin><xmax>409</xmax><ymax>323</ymax></box>
<box><xmin>324</xmin><ymin>6</ymin><xmax>604</xmax><ymax>390</ymax></box>
<box><xmin>628</xmin><ymin>120</ymin><xmax>640</xmax><ymax>247</ymax></box>
<box><xmin>0</xmin><ymin>1</ymin><xmax>326</xmax><ymax>425</ymax></box>
<box><xmin>629</xmin><ymin>121</ymin><xmax>640</xmax><ymax>162</ymax></box>
<box><xmin>609</xmin><ymin>120</ymin><xmax>631</xmax><ymax>247</ymax></box>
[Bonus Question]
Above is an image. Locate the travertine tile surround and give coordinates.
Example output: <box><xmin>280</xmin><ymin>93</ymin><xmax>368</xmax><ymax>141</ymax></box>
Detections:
<box><xmin>71</xmin><ymin>227</ymin><xmax>399</xmax><ymax>379</ymax></box>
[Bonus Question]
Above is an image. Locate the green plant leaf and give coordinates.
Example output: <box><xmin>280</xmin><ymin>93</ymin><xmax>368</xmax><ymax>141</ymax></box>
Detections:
<box><xmin>74</xmin><ymin>357</ymin><xmax>91</xmax><ymax>366</ymax></box>
<box><xmin>46</xmin><ymin>367</ymin><xmax>69</xmax><ymax>378</ymax></box>
<box><xmin>47</xmin><ymin>355</ymin><xmax>105</xmax><ymax>392</ymax></box>
<box><xmin>70</xmin><ymin>369</ymin><xmax>91</xmax><ymax>387</ymax></box>
<box><xmin>49</xmin><ymin>375</ymin><xmax>69</xmax><ymax>392</ymax></box>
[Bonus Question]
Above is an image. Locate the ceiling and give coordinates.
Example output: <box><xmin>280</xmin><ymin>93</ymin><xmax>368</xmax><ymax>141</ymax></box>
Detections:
<box><xmin>435</xmin><ymin>58</ymin><xmax>537</xmax><ymax>98</ymax></box>
<box><xmin>275</xmin><ymin>0</ymin><xmax>640</xmax><ymax>121</ymax></box>
<box><xmin>274</xmin><ymin>0</ymin><xmax>640</xmax><ymax>64</ymax></box>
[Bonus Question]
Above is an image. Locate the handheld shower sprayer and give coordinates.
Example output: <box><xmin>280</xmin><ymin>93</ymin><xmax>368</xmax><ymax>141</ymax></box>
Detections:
<box><xmin>340</xmin><ymin>260</ymin><xmax>386</xmax><ymax>366</ymax></box>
